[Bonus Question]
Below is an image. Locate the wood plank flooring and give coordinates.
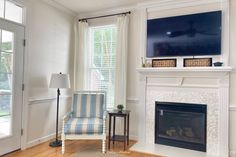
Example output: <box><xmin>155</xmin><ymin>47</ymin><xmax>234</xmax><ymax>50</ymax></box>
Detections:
<box><xmin>4</xmin><ymin>140</ymin><xmax>161</xmax><ymax>157</ymax></box>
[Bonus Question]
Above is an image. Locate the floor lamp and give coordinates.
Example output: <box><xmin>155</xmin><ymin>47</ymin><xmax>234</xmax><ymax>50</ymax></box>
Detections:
<box><xmin>49</xmin><ymin>72</ymin><xmax>70</xmax><ymax>147</ymax></box>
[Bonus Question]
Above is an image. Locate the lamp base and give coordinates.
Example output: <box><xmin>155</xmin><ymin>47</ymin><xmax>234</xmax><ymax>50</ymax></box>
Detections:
<box><xmin>49</xmin><ymin>140</ymin><xmax>62</xmax><ymax>147</ymax></box>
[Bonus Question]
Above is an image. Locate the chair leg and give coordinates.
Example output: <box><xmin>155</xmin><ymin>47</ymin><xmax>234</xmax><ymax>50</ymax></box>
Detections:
<box><xmin>102</xmin><ymin>139</ymin><xmax>106</xmax><ymax>153</ymax></box>
<box><xmin>62</xmin><ymin>135</ymin><xmax>65</xmax><ymax>154</ymax></box>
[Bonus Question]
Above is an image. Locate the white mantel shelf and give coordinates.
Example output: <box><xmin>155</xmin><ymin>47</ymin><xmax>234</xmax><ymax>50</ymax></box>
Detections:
<box><xmin>137</xmin><ymin>66</ymin><xmax>232</xmax><ymax>73</ymax></box>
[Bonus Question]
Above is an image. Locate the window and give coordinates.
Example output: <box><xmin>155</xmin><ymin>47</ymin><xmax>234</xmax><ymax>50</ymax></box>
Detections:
<box><xmin>0</xmin><ymin>0</ymin><xmax>23</xmax><ymax>24</ymax></box>
<box><xmin>88</xmin><ymin>25</ymin><xmax>117</xmax><ymax>109</ymax></box>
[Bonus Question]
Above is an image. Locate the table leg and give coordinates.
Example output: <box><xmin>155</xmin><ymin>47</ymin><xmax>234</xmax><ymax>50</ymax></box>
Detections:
<box><xmin>108</xmin><ymin>115</ymin><xmax>111</xmax><ymax>150</ymax></box>
<box><xmin>124</xmin><ymin>116</ymin><xmax>126</xmax><ymax>151</ymax></box>
<box><xmin>127</xmin><ymin>113</ymin><xmax>129</xmax><ymax>145</ymax></box>
<box><xmin>113</xmin><ymin>116</ymin><xmax>116</xmax><ymax>145</ymax></box>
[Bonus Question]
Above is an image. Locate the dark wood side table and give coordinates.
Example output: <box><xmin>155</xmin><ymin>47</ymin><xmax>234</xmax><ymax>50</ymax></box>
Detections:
<box><xmin>108</xmin><ymin>110</ymin><xmax>130</xmax><ymax>151</ymax></box>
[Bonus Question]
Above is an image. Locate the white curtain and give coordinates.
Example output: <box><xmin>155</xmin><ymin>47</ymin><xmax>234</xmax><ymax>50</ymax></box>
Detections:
<box><xmin>74</xmin><ymin>21</ymin><xmax>89</xmax><ymax>91</ymax></box>
<box><xmin>114</xmin><ymin>15</ymin><xmax>129</xmax><ymax>106</ymax></box>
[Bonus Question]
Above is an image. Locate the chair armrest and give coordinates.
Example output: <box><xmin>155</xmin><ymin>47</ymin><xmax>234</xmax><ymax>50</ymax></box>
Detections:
<box><xmin>63</xmin><ymin>112</ymin><xmax>72</xmax><ymax>122</ymax></box>
<box><xmin>62</xmin><ymin>112</ymin><xmax>72</xmax><ymax>135</ymax></box>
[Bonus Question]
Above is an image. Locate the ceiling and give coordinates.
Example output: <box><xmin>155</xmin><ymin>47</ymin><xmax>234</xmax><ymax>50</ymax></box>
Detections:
<box><xmin>51</xmin><ymin>0</ymin><xmax>147</xmax><ymax>14</ymax></box>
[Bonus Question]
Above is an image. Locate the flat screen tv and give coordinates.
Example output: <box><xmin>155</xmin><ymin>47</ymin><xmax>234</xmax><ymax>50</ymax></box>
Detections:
<box><xmin>147</xmin><ymin>11</ymin><xmax>222</xmax><ymax>57</ymax></box>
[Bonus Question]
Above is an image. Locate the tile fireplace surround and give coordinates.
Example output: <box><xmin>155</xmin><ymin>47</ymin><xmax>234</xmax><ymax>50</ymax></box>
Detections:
<box><xmin>131</xmin><ymin>67</ymin><xmax>232</xmax><ymax>157</ymax></box>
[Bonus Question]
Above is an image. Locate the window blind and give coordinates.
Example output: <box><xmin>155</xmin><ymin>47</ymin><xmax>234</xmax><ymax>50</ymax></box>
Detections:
<box><xmin>88</xmin><ymin>25</ymin><xmax>117</xmax><ymax>109</ymax></box>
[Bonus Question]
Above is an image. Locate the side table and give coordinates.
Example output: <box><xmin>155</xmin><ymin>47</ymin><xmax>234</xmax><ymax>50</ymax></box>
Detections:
<box><xmin>108</xmin><ymin>110</ymin><xmax>130</xmax><ymax>151</ymax></box>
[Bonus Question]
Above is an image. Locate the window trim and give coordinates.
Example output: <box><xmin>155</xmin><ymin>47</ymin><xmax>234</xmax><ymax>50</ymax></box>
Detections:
<box><xmin>0</xmin><ymin>0</ymin><xmax>25</xmax><ymax>25</ymax></box>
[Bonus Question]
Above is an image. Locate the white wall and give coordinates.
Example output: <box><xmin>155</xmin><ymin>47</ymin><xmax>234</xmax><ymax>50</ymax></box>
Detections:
<box><xmin>229</xmin><ymin>0</ymin><xmax>236</xmax><ymax>155</ymax></box>
<box><xmin>23</xmin><ymin>0</ymin><xmax>74</xmax><ymax>147</ymax></box>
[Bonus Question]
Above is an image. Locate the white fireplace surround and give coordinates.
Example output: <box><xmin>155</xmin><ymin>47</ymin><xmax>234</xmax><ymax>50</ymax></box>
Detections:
<box><xmin>131</xmin><ymin>67</ymin><xmax>232</xmax><ymax>157</ymax></box>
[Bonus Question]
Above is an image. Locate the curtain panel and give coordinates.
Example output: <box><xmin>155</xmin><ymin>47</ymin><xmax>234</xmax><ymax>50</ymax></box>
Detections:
<box><xmin>74</xmin><ymin>21</ymin><xmax>89</xmax><ymax>91</ymax></box>
<box><xmin>114</xmin><ymin>15</ymin><xmax>129</xmax><ymax>107</ymax></box>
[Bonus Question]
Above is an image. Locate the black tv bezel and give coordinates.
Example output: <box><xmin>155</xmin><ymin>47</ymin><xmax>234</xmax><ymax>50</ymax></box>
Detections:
<box><xmin>146</xmin><ymin>11</ymin><xmax>222</xmax><ymax>58</ymax></box>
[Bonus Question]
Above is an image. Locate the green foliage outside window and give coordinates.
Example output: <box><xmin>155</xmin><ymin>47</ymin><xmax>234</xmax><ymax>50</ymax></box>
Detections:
<box><xmin>0</xmin><ymin>41</ymin><xmax>12</xmax><ymax>114</ymax></box>
<box><xmin>1</xmin><ymin>42</ymin><xmax>12</xmax><ymax>51</ymax></box>
<box><xmin>89</xmin><ymin>26</ymin><xmax>117</xmax><ymax>108</ymax></box>
<box><xmin>0</xmin><ymin>42</ymin><xmax>12</xmax><ymax>89</ymax></box>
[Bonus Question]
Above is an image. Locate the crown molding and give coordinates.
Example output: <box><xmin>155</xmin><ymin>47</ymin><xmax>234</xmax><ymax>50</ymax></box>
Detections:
<box><xmin>78</xmin><ymin>0</ymin><xmax>228</xmax><ymax>19</ymax></box>
<box><xmin>41</xmin><ymin>0</ymin><xmax>77</xmax><ymax>17</ymax></box>
<box><xmin>137</xmin><ymin>0</ymin><xmax>224</xmax><ymax>9</ymax></box>
<box><xmin>136</xmin><ymin>0</ymin><xmax>229</xmax><ymax>13</ymax></box>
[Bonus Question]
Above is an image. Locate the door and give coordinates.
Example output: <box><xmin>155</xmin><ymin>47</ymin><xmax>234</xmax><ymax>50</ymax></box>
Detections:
<box><xmin>0</xmin><ymin>18</ymin><xmax>24</xmax><ymax>156</ymax></box>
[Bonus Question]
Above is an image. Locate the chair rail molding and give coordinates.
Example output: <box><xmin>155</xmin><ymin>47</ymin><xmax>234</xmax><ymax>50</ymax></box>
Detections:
<box><xmin>28</xmin><ymin>96</ymin><xmax>72</xmax><ymax>105</ymax></box>
<box><xmin>127</xmin><ymin>97</ymin><xmax>139</xmax><ymax>104</ymax></box>
<box><xmin>230</xmin><ymin>105</ymin><xmax>236</xmax><ymax>111</ymax></box>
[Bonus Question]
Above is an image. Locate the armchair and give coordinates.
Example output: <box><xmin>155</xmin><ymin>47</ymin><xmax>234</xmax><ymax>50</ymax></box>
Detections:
<box><xmin>61</xmin><ymin>91</ymin><xmax>106</xmax><ymax>154</ymax></box>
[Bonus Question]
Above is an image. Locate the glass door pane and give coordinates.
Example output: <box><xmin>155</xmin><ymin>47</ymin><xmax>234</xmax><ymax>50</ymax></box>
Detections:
<box><xmin>0</xmin><ymin>0</ymin><xmax>4</xmax><ymax>18</ymax></box>
<box><xmin>0</xmin><ymin>29</ymin><xmax>14</xmax><ymax>139</ymax></box>
<box><xmin>5</xmin><ymin>0</ymin><xmax>23</xmax><ymax>23</ymax></box>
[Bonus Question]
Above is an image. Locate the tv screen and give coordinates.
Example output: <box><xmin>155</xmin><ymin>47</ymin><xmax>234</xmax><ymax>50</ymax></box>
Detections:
<box><xmin>147</xmin><ymin>11</ymin><xmax>222</xmax><ymax>57</ymax></box>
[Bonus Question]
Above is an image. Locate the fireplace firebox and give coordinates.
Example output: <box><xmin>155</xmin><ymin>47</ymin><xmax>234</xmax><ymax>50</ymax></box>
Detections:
<box><xmin>155</xmin><ymin>102</ymin><xmax>207</xmax><ymax>152</ymax></box>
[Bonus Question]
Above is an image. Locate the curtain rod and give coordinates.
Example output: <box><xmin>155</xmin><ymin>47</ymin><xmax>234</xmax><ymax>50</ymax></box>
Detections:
<box><xmin>78</xmin><ymin>11</ymin><xmax>131</xmax><ymax>22</ymax></box>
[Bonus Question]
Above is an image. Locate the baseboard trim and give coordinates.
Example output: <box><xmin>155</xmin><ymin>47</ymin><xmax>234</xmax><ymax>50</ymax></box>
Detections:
<box><xmin>129</xmin><ymin>134</ymin><xmax>138</xmax><ymax>141</ymax></box>
<box><xmin>25</xmin><ymin>131</ymin><xmax>61</xmax><ymax>149</ymax></box>
<box><xmin>25</xmin><ymin>132</ymin><xmax>137</xmax><ymax>149</ymax></box>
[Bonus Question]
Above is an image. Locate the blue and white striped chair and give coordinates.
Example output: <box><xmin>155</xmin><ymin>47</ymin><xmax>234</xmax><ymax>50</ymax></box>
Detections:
<box><xmin>61</xmin><ymin>91</ymin><xmax>106</xmax><ymax>154</ymax></box>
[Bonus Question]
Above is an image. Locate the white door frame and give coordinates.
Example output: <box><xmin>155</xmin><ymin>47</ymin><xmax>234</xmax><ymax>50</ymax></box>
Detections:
<box><xmin>0</xmin><ymin>17</ymin><xmax>25</xmax><ymax>155</ymax></box>
<box><xmin>0</xmin><ymin>18</ymin><xmax>30</xmax><ymax>152</ymax></box>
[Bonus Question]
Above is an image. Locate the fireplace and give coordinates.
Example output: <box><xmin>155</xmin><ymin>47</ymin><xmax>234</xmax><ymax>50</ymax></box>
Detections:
<box><xmin>134</xmin><ymin>68</ymin><xmax>230</xmax><ymax>156</ymax></box>
<box><xmin>155</xmin><ymin>101</ymin><xmax>207</xmax><ymax>152</ymax></box>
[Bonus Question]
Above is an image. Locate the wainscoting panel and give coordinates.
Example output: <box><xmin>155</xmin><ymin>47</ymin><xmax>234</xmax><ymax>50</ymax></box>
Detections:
<box><xmin>26</xmin><ymin>97</ymin><xmax>72</xmax><ymax>148</ymax></box>
<box><xmin>126</xmin><ymin>98</ymin><xmax>139</xmax><ymax>140</ymax></box>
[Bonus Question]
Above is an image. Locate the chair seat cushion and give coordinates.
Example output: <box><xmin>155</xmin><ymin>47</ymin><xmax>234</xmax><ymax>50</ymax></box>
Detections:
<box><xmin>64</xmin><ymin>118</ymin><xmax>103</xmax><ymax>135</ymax></box>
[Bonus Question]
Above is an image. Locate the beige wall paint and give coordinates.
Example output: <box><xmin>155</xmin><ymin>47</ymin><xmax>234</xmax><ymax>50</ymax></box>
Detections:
<box><xmin>23</xmin><ymin>0</ymin><xmax>74</xmax><ymax>146</ymax></box>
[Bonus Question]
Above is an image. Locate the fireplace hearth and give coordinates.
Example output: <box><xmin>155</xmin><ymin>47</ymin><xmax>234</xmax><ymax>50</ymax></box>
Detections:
<box><xmin>155</xmin><ymin>102</ymin><xmax>207</xmax><ymax>152</ymax></box>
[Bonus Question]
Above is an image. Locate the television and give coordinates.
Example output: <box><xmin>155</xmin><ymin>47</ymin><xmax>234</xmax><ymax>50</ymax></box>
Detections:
<box><xmin>146</xmin><ymin>11</ymin><xmax>222</xmax><ymax>57</ymax></box>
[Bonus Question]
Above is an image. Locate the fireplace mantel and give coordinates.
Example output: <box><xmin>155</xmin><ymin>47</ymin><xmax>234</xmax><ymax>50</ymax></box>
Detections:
<box><xmin>132</xmin><ymin>66</ymin><xmax>232</xmax><ymax>157</ymax></box>
<box><xmin>137</xmin><ymin>66</ymin><xmax>232</xmax><ymax>73</ymax></box>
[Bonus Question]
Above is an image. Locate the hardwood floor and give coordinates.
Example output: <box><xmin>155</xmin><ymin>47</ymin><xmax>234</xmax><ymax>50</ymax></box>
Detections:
<box><xmin>4</xmin><ymin>140</ymin><xmax>161</xmax><ymax>157</ymax></box>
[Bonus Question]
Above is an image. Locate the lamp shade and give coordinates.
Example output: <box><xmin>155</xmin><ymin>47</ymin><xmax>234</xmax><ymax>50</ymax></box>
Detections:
<box><xmin>49</xmin><ymin>73</ymin><xmax>70</xmax><ymax>88</ymax></box>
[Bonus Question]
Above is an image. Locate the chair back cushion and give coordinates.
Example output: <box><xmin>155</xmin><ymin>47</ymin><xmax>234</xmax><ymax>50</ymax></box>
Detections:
<box><xmin>72</xmin><ymin>93</ymin><xmax>104</xmax><ymax>118</ymax></box>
